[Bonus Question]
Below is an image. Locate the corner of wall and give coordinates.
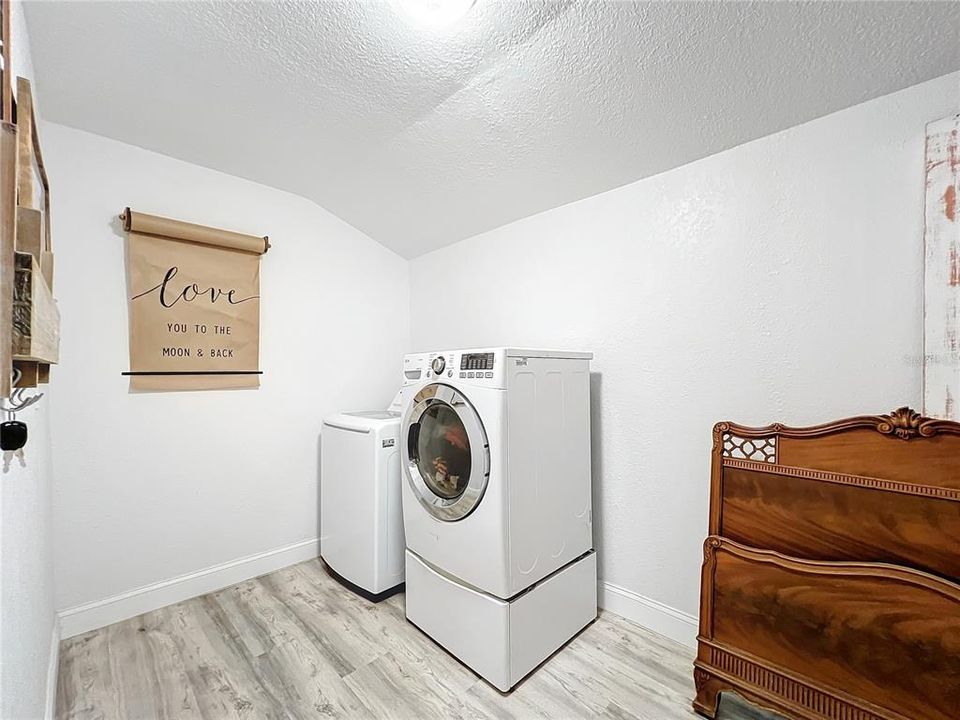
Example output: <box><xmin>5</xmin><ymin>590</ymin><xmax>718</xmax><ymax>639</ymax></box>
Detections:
<box><xmin>44</xmin><ymin>618</ymin><xmax>61</xmax><ymax>720</ymax></box>
<box><xmin>57</xmin><ymin>538</ymin><xmax>319</xmax><ymax>639</ymax></box>
<box><xmin>599</xmin><ymin>582</ymin><xmax>698</xmax><ymax>649</ymax></box>
<box><xmin>3</xmin><ymin>4</ymin><xmax>60</xmax><ymax>719</ymax></box>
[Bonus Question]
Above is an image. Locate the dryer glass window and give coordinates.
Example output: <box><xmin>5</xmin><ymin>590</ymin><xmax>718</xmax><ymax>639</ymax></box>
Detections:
<box><xmin>415</xmin><ymin>403</ymin><xmax>472</xmax><ymax>500</ymax></box>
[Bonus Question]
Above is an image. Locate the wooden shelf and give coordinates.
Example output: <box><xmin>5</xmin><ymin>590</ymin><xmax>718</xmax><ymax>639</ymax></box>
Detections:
<box><xmin>0</xmin><ymin>70</ymin><xmax>58</xmax><ymax>391</ymax></box>
<box><xmin>13</xmin><ymin>251</ymin><xmax>58</xmax><ymax>363</ymax></box>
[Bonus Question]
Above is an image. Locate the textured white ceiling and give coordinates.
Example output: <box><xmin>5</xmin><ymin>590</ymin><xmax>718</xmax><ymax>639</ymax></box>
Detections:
<box><xmin>25</xmin><ymin>1</ymin><xmax>960</xmax><ymax>258</ymax></box>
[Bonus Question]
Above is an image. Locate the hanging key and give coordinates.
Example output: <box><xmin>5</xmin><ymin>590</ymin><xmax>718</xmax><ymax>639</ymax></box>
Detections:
<box><xmin>0</xmin><ymin>369</ymin><xmax>42</xmax><ymax>472</ymax></box>
<box><xmin>1</xmin><ymin>416</ymin><xmax>27</xmax><ymax>473</ymax></box>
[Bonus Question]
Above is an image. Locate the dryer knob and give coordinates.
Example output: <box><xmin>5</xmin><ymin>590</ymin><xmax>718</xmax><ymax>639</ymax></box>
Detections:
<box><xmin>431</xmin><ymin>356</ymin><xmax>446</xmax><ymax>374</ymax></box>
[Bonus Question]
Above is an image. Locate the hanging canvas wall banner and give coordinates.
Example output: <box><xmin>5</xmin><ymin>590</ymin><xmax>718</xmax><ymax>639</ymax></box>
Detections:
<box><xmin>120</xmin><ymin>208</ymin><xmax>269</xmax><ymax>391</ymax></box>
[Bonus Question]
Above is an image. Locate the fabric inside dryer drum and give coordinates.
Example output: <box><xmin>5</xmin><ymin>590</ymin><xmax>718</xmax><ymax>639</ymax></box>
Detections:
<box><xmin>415</xmin><ymin>403</ymin><xmax>472</xmax><ymax>499</ymax></box>
<box><xmin>405</xmin><ymin>383</ymin><xmax>490</xmax><ymax>522</ymax></box>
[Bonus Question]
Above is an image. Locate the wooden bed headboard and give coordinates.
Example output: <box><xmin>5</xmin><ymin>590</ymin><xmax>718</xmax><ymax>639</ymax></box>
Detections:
<box><xmin>694</xmin><ymin>407</ymin><xmax>960</xmax><ymax>720</ymax></box>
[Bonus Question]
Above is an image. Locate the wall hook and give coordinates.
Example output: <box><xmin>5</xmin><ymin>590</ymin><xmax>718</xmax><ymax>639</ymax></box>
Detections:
<box><xmin>1</xmin><ymin>369</ymin><xmax>42</xmax><ymax>470</ymax></box>
<box><xmin>2</xmin><ymin>368</ymin><xmax>44</xmax><ymax>417</ymax></box>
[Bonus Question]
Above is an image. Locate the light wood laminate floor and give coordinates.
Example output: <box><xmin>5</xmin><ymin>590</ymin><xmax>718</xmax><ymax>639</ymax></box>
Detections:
<box><xmin>57</xmin><ymin>559</ymin><xmax>778</xmax><ymax>720</ymax></box>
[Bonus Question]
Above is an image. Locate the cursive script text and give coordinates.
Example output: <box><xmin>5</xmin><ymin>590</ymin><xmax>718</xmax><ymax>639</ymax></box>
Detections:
<box><xmin>131</xmin><ymin>267</ymin><xmax>259</xmax><ymax>308</ymax></box>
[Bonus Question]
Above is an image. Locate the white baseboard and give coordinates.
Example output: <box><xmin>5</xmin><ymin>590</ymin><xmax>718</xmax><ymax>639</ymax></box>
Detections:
<box><xmin>44</xmin><ymin>617</ymin><xmax>60</xmax><ymax>720</ymax></box>
<box><xmin>599</xmin><ymin>581</ymin><xmax>698</xmax><ymax>648</ymax></box>
<box><xmin>59</xmin><ymin>538</ymin><xmax>319</xmax><ymax>639</ymax></box>
<box><xmin>57</xmin><ymin>542</ymin><xmax>694</xmax><ymax>652</ymax></box>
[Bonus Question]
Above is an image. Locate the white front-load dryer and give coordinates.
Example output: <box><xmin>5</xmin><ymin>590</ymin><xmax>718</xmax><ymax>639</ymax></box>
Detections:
<box><xmin>399</xmin><ymin>348</ymin><xmax>597</xmax><ymax>691</ymax></box>
<box><xmin>401</xmin><ymin>359</ymin><xmax>509</xmax><ymax>596</ymax></box>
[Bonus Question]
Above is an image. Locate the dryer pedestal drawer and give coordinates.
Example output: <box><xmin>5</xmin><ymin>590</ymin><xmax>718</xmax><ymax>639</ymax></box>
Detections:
<box><xmin>405</xmin><ymin>549</ymin><xmax>597</xmax><ymax>691</ymax></box>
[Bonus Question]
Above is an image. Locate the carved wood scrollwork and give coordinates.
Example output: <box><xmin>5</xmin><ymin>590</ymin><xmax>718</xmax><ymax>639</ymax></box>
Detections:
<box><xmin>712</xmin><ymin>422</ymin><xmax>728</xmax><ymax>452</ymax></box>
<box><xmin>721</xmin><ymin>432</ymin><xmax>776</xmax><ymax>462</ymax></box>
<box><xmin>877</xmin><ymin>407</ymin><xmax>940</xmax><ymax>440</ymax></box>
<box><xmin>693</xmin><ymin>667</ymin><xmax>711</xmax><ymax>692</ymax></box>
<box><xmin>703</xmin><ymin>536</ymin><xmax>722</xmax><ymax>561</ymax></box>
<box><xmin>714</xmin><ymin>407</ymin><xmax>960</xmax><ymax>444</ymax></box>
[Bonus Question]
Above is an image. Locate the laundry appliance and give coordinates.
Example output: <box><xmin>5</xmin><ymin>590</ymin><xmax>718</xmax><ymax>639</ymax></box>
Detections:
<box><xmin>399</xmin><ymin>348</ymin><xmax>596</xmax><ymax>691</ymax></box>
<box><xmin>320</xmin><ymin>391</ymin><xmax>406</xmax><ymax>598</ymax></box>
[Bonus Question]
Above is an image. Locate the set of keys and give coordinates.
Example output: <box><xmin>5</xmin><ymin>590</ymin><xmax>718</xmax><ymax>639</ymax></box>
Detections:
<box><xmin>1</xmin><ymin>371</ymin><xmax>43</xmax><ymax>472</ymax></box>
<box><xmin>2</xmin><ymin>417</ymin><xmax>27</xmax><ymax>471</ymax></box>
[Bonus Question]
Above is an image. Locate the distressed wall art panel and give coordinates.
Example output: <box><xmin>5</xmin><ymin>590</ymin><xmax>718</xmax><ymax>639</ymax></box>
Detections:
<box><xmin>924</xmin><ymin>113</ymin><xmax>960</xmax><ymax>419</ymax></box>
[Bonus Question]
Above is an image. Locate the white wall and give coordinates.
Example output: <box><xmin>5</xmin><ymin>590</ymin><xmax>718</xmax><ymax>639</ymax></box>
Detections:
<box><xmin>0</xmin><ymin>396</ymin><xmax>55</xmax><ymax>720</ymax></box>
<box><xmin>43</xmin><ymin>124</ymin><xmax>410</xmax><ymax>635</ymax></box>
<box><xmin>409</xmin><ymin>72</ymin><xmax>960</xmax><ymax>644</ymax></box>
<box><xmin>0</xmin><ymin>2</ymin><xmax>60</xmax><ymax>718</ymax></box>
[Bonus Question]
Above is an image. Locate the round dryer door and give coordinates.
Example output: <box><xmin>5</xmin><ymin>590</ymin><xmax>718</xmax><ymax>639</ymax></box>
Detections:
<box><xmin>404</xmin><ymin>383</ymin><xmax>490</xmax><ymax>521</ymax></box>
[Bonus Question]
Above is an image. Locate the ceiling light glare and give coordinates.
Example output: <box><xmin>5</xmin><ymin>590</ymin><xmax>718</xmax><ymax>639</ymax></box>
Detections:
<box><xmin>393</xmin><ymin>0</ymin><xmax>476</xmax><ymax>30</ymax></box>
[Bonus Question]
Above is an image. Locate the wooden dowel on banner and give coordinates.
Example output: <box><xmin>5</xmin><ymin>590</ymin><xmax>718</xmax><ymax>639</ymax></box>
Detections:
<box><xmin>119</xmin><ymin>207</ymin><xmax>269</xmax><ymax>255</ymax></box>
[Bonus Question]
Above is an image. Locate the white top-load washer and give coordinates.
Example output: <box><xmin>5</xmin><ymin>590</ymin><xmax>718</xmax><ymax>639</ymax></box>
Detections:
<box><xmin>320</xmin><ymin>402</ymin><xmax>405</xmax><ymax>598</ymax></box>
<box><xmin>399</xmin><ymin>348</ymin><xmax>596</xmax><ymax>690</ymax></box>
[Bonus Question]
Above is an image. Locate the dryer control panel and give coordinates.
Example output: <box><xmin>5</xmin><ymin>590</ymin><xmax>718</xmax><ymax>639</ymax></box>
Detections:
<box><xmin>460</xmin><ymin>352</ymin><xmax>494</xmax><ymax>371</ymax></box>
<box><xmin>404</xmin><ymin>349</ymin><xmax>506</xmax><ymax>388</ymax></box>
<box><xmin>448</xmin><ymin>349</ymin><xmax>503</xmax><ymax>387</ymax></box>
<box><xmin>426</xmin><ymin>351</ymin><xmax>457</xmax><ymax>381</ymax></box>
<box><xmin>403</xmin><ymin>353</ymin><xmax>429</xmax><ymax>383</ymax></box>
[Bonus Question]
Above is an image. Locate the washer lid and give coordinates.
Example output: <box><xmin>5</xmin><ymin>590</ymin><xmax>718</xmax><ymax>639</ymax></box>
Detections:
<box><xmin>346</xmin><ymin>411</ymin><xmax>399</xmax><ymax>420</ymax></box>
<box><xmin>324</xmin><ymin>411</ymin><xmax>400</xmax><ymax>433</ymax></box>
